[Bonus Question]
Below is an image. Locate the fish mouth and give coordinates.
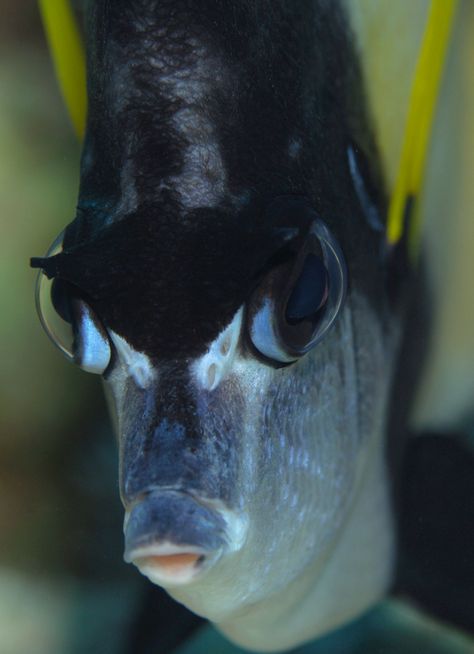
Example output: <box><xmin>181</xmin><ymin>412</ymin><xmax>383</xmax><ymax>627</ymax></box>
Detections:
<box><xmin>123</xmin><ymin>490</ymin><xmax>245</xmax><ymax>587</ymax></box>
<box><xmin>125</xmin><ymin>541</ymin><xmax>214</xmax><ymax>586</ymax></box>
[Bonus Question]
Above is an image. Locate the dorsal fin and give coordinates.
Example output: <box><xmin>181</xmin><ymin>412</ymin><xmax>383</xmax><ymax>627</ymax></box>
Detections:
<box><xmin>386</xmin><ymin>0</ymin><xmax>458</xmax><ymax>256</ymax></box>
<box><xmin>38</xmin><ymin>0</ymin><xmax>87</xmax><ymax>140</ymax></box>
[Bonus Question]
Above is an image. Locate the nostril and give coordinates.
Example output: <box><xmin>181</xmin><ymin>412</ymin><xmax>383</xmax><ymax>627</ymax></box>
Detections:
<box><xmin>220</xmin><ymin>336</ymin><xmax>231</xmax><ymax>356</ymax></box>
<box><xmin>192</xmin><ymin>307</ymin><xmax>243</xmax><ymax>391</ymax></box>
<box><xmin>207</xmin><ymin>362</ymin><xmax>218</xmax><ymax>389</ymax></box>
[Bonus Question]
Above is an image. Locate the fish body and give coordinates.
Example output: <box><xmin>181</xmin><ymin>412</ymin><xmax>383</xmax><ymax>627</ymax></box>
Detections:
<box><xmin>33</xmin><ymin>1</ymin><xmax>410</xmax><ymax>651</ymax></box>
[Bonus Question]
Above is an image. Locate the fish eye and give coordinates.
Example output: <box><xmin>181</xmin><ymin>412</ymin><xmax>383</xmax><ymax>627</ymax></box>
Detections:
<box><xmin>247</xmin><ymin>218</ymin><xmax>347</xmax><ymax>364</ymax></box>
<box><xmin>34</xmin><ymin>232</ymin><xmax>111</xmax><ymax>374</ymax></box>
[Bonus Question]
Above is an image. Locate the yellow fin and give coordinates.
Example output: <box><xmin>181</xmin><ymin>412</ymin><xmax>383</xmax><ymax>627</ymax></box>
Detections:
<box><xmin>387</xmin><ymin>0</ymin><xmax>458</xmax><ymax>252</ymax></box>
<box><xmin>38</xmin><ymin>0</ymin><xmax>87</xmax><ymax>141</ymax></box>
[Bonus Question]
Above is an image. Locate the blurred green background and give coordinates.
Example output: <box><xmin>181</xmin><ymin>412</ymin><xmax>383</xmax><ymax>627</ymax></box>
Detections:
<box><xmin>0</xmin><ymin>5</ymin><xmax>144</xmax><ymax>653</ymax></box>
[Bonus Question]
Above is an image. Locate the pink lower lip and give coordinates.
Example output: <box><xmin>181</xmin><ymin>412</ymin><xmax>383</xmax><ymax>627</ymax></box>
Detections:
<box><xmin>134</xmin><ymin>552</ymin><xmax>202</xmax><ymax>573</ymax></box>
<box><xmin>126</xmin><ymin>544</ymin><xmax>210</xmax><ymax>585</ymax></box>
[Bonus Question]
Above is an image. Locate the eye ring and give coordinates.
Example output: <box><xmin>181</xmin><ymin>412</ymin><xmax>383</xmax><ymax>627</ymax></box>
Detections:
<box><xmin>34</xmin><ymin>230</ymin><xmax>75</xmax><ymax>362</ymax></box>
<box><xmin>247</xmin><ymin>216</ymin><xmax>347</xmax><ymax>364</ymax></box>
<box><xmin>34</xmin><ymin>230</ymin><xmax>112</xmax><ymax>374</ymax></box>
<box><xmin>288</xmin><ymin>218</ymin><xmax>347</xmax><ymax>355</ymax></box>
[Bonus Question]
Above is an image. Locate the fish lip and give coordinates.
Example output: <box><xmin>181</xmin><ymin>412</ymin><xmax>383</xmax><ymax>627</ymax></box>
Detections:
<box><xmin>123</xmin><ymin>487</ymin><xmax>220</xmax><ymax>529</ymax></box>
<box><xmin>122</xmin><ymin>489</ymin><xmax>248</xmax><ymax>586</ymax></box>
<box><xmin>124</xmin><ymin>541</ymin><xmax>210</xmax><ymax>563</ymax></box>
<box><xmin>123</xmin><ymin>487</ymin><xmax>249</xmax><ymax>549</ymax></box>
<box><xmin>124</xmin><ymin>541</ymin><xmax>222</xmax><ymax>587</ymax></box>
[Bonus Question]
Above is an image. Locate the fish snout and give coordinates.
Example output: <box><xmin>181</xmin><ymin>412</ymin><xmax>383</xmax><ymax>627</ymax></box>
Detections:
<box><xmin>123</xmin><ymin>491</ymin><xmax>228</xmax><ymax>586</ymax></box>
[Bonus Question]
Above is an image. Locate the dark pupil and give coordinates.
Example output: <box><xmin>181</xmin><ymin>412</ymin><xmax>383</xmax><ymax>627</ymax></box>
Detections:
<box><xmin>51</xmin><ymin>279</ymin><xmax>72</xmax><ymax>323</ymax></box>
<box><xmin>285</xmin><ymin>254</ymin><xmax>328</xmax><ymax>324</ymax></box>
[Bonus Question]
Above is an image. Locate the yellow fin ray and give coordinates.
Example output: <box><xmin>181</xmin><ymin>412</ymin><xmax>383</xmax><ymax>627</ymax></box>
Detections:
<box><xmin>387</xmin><ymin>0</ymin><xmax>458</xmax><ymax>252</ymax></box>
<box><xmin>38</xmin><ymin>0</ymin><xmax>87</xmax><ymax>141</ymax></box>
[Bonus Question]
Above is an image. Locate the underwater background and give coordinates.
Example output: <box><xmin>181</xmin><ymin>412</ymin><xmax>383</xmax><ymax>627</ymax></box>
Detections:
<box><xmin>0</xmin><ymin>2</ymin><xmax>472</xmax><ymax>653</ymax></box>
<box><xmin>0</xmin><ymin>5</ymin><xmax>141</xmax><ymax>652</ymax></box>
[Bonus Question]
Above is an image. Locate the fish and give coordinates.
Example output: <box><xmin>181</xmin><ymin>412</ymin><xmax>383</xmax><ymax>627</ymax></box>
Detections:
<box><xmin>31</xmin><ymin>1</ymin><xmax>417</xmax><ymax>651</ymax></box>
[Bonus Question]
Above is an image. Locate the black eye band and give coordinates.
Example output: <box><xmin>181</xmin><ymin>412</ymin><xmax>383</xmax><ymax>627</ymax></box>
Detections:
<box><xmin>30</xmin><ymin>254</ymin><xmax>61</xmax><ymax>279</ymax></box>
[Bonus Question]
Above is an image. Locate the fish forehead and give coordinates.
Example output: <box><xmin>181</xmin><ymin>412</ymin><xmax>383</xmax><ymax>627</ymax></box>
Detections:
<box><xmin>78</xmin><ymin>0</ymin><xmax>364</xmax><ymax>228</ymax></box>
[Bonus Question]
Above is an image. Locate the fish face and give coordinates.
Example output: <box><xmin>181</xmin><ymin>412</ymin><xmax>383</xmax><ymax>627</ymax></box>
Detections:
<box><xmin>32</xmin><ymin>0</ymin><xmax>406</xmax><ymax>648</ymax></box>
<box><xmin>98</xmin><ymin>284</ymin><xmax>392</xmax><ymax>621</ymax></box>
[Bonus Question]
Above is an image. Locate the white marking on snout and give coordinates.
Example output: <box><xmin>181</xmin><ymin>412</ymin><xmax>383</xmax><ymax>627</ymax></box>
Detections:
<box><xmin>192</xmin><ymin>307</ymin><xmax>243</xmax><ymax>391</ymax></box>
<box><xmin>109</xmin><ymin>330</ymin><xmax>155</xmax><ymax>389</ymax></box>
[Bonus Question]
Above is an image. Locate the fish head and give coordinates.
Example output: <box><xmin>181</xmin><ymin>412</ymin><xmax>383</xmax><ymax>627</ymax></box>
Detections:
<box><xmin>40</xmin><ymin>205</ymin><xmax>391</xmax><ymax>623</ymax></box>
<box><xmin>32</xmin><ymin>0</ymin><xmax>405</xmax><ymax>637</ymax></box>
